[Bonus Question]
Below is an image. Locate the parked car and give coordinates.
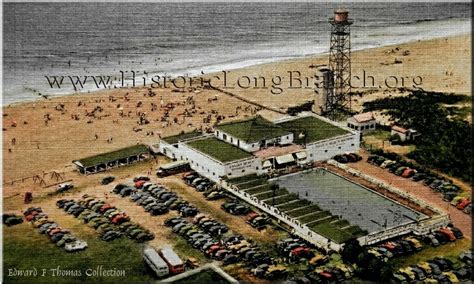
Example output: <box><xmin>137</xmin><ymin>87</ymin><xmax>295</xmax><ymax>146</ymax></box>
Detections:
<box><xmin>430</xmin><ymin>258</ymin><xmax>452</xmax><ymax>271</ymax></box>
<box><xmin>410</xmin><ymin>266</ymin><xmax>426</xmax><ymax>281</ymax></box>
<box><xmin>404</xmin><ymin>236</ymin><xmax>423</xmax><ymax>251</ymax></box>
<box><xmin>453</xmin><ymin>267</ymin><xmax>471</xmax><ymax>281</ymax></box>
<box><xmin>459</xmin><ymin>250</ymin><xmax>472</xmax><ymax>265</ymax></box>
<box><xmin>333</xmin><ymin>154</ymin><xmax>348</xmax><ymax>164</ymax></box>
<box><xmin>101</xmin><ymin>176</ymin><xmax>115</xmax><ymax>185</ymax></box>
<box><xmin>463</xmin><ymin>203</ymin><xmax>472</xmax><ymax>215</ymax></box>
<box><xmin>438</xmin><ymin>228</ymin><xmax>456</xmax><ymax>242</ymax></box>
<box><xmin>427</xmin><ymin>262</ymin><xmax>442</xmax><ymax>275</ymax></box>
<box><xmin>412</xmin><ymin>172</ymin><xmax>426</xmax><ymax>181</ymax></box>
<box><xmin>3</xmin><ymin>214</ymin><xmax>23</xmax><ymax>226</ymax></box>
<box><xmin>423</xmin><ymin>234</ymin><xmax>440</xmax><ymax>247</ymax></box>
<box><xmin>64</xmin><ymin>240</ymin><xmax>88</xmax><ymax>252</ymax></box>
<box><xmin>221</xmin><ymin>202</ymin><xmax>250</xmax><ymax>215</ymax></box>
<box><xmin>443</xmin><ymin>191</ymin><xmax>458</xmax><ymax>202</ymax></box>
<box><xmin>448</xmin><ymin>226</ymin><xmax>463</xmax><ymax>239</ymax></box>
<box><xmin>456</xmin><ymin>199</ymin><xmax>471</xmax><ymax>210</ymax></box>
<box><xmin>133</xmin><ymin>176</ymin><xmax>150</xmax><ymax>182</ymax></box>
<box><xmin>57</xmin><ymin>183</ymin><xmax>74</xmax><ymax>192</ymax></box>
<box><xmin>434</xmin><ymin>231</ymin><xmax>449</xmax><ymax>245</ymax></box>
<box><xmin>401</xmin><ymin>168</ymin><xmax>416</xmax><ymax>178</ymax></box>
<box><xmin>416</xmin><ymin>262</ymin><xmax>433</xmax><ymax>276</ymax></box>
<box><xmin>164</xmin><ymin>217</ymin><xmax>185</xmax><ymax>227</ymax></box>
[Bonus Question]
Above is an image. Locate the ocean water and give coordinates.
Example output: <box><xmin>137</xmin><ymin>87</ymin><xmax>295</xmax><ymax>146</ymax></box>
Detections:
<box><xmin>2</xmin><ymin>2</ymin><xmax>471</xmax><ymax>105</ymax></box>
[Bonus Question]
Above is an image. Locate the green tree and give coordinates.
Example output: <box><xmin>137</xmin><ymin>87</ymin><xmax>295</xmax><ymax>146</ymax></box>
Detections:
<box><xmin>341</xmin><ymin>238</ymin><xmax>363</xmax><ymax>263</ymax></box>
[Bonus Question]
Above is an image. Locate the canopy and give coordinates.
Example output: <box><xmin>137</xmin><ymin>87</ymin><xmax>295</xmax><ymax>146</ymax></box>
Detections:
<box><xmin>262</xmin><ymin>160</ymin><xmax>272</xmax><ymax>168</ymax></box>
<box><xmin>276</xmin><ymin>154</ymin><xmax>295</xmax><ymax>164</ymax></box>
<box><xmin>159</xmin><ymin>160</ymin><xmax>188</xmax><ymax>170</ymax></box>
<box><xmin>295</xmin><ymin>151</ymin><xmax>307</xmax><ymax>159</ymax></box>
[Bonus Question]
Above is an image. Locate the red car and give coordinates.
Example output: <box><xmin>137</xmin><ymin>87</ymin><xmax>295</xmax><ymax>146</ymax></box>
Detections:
<box><xmin>99</xmin><ymin>204</ymin><xmax>113</xmax><ymax>213</ymax></box>
<box><xmin>290</xmin><ymin>246</ymin><xmax>313</xmax><ymax>259</ymax></box>
<box><xmin>245</xmin><ymin>212</ymin><xmax>259</xmax><ymax>222</ymax></box>
<box><xmin>25</xmin><ymin>211</ymin><xmax>39</xmax><ymax>222</ymax></box>
<box><xmin>111</xmin><ymin>213</ymin><xmax>129</xmax><ymax>224</ymax></box>
<box><xmin>382</xmin><ymin>242</ymin><xmax>396</xmax><ymax>251</ymax></box>
<box><xmin>134</xmin><ymin>180</ymin><xmax>146</xmax><ymax>189</ymax></box>
<box><xmin>319</xmin><ymin>271</ymin><xmax>335</xmax><ymax>281</ymax></box>
<box><xmin>206</xmin><ymin>245</ymin><xmax>222</xmax><ymax>257</ymax></box>
<box><xmin>182</xmin><ymin>171</ymin><xmax>196</xmax><ymax>178</ymax></box>
<box><xmin>438</xmin><ymin>228</ymin><xmax>457</xmax><ymax>242</ymax></box>
<box><xmin>456</xmin><ymin>199</ymin><xmax>471</xmax><ymax>210</ymax></box>
<box><xmin>401</xmin><ymin>168</ymin><xmax>416</xmax><ymax>178</ymax></box>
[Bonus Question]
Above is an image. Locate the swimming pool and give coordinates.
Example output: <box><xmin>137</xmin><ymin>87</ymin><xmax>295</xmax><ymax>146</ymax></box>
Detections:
<box><xmin>272</xmin><ymin>169</ymin><xmax>427</xmax><ymax>234</ymax></box>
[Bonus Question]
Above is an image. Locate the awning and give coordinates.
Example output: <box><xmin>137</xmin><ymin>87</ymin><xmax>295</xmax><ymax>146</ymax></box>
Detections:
<box><xmin>276</xmin><ymin>154</ymin><xmax>295</xmax><ymax>164</ymax></box>
<box><xmin>262</xmin><ymin>160</ymin><xmax>272</xmax><ymax>168</ymax></box>
<box><xmin>295</xmin><ymin>151</ymin><xmax>307</xmax><ymax>159</ymax></box>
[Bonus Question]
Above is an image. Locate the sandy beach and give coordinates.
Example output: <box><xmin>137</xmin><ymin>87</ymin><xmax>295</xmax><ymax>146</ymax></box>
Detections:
<box><xmin>2</xmin><ymin>30</ymin><xmax>471</xmax><ymax>283</ymax></box>
<box><xmin>3</xmin><ymin>34</ymin><xmax>470</xmax><ymax>184</ymax></box>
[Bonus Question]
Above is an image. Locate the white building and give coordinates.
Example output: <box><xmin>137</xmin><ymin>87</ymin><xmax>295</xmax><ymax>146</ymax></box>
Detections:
<box><xmin>214</xmin><ymin>116</ymin><xmax>293</xmax><ymax>152</ymax></box>
<box><xmin>391</xmin><ymin>125</ymin><xmax>420</xmax><ymax>142</ymax></box>
<box><xmin>347</xmin><ymin>112</ymin><xmax>376</xmax><ymax>133</ymax></box>
<box><xmin>158</xmin><ymin>133</ymin><xmax>262</xmax><ymax>182</ymax></box>
<box><xmin>158</xmin><ymin>113</ymin><xmax>359</xmax><ymax>181</ymax></box>
<box><xmin>275</xmin><ymin>113</ymin><xmax>360</xmax><ymax>162</ymax></box>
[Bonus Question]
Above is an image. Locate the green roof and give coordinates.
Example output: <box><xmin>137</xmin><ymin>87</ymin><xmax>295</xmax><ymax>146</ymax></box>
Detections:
<box><xmin>74</xmin><ymin>144</ymin><xmax>149</xmax><ymax>168</ymax></box>
<box><xmin>277</xmin><ymin>116</ymin><xmax>350</xmax><ymax>144</ymax></box>
<box><xmin>215</xmin><ymin>116</ymin><xmax>291</xmax><ymax>143</ymax></box>
<box><xmin>186</xmin><ymin>137</ymin><xmax>254</xmax><ymax>163</ymax></box>
<box><xmin>162</xmin><ymin>130</ymin><xmax>203</xmax><ymax>145</ymax></box>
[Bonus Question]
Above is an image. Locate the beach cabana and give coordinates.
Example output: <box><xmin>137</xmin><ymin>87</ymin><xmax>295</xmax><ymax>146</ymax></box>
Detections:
<box><xmin>72</xmin><ymin>144</ymin><xmax>150</xmax><ymax>175</ymax></box>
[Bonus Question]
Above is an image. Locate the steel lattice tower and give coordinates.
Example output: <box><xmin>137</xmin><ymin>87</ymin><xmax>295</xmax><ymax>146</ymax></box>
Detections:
<box><xmin>327</xmin><ymin>9</ymin><xmax>353</xmax><ymax>119</ymax></box>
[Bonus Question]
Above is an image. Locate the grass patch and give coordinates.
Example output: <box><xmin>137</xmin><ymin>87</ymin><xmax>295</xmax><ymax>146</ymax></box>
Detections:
<box><xmin>309</xmin><ymin>222</ymin><xmax>356</xmax><ymax>244</ymax></box>
<box><xmin>237</xmin><ymin>179</ymin><xmax>268</xmax><ymax>190</ymax></box>
<box><xmin>264</xmin><ymin>194</ymin><xmax>299</xmax><ymax>206</ymax></box>
<box><xmin>298</xmin><ymin>211</ymin><xmax>331</xmax><ymax>223</ymax></box>
<box><xmin>366</xmin><ymin>129</ymin><xmax>391</xmax><ymax>140</ymax></box>
<box><xmin>286</xmin><ymin>205</ymin><xmax>321</xmax><ymax>218</ymax></box>
<box><xmin>74</xmin><ymin>144</ymin><xmax>149</xmax><ymax>168</ymax></box>
<box><xmin>216</xmin><ymin>116</ymin><xmax>291</xmax><ymax>143</ymax></box>
<box><xmin>343</xmin><ymin>225</ymin><xmax>367</xmax><ymax>236</ymax></box>
<box><xmin>332</xmin><ymin>220</ymin><xmax>351</xmax><ymax>228</ymax></box>
<box><xmin>297</xmin><ymin>213</ymin><xmax>327</xmax><ymax>224</ymax></box>
<box><xmin>244</xmin><ymin>185</ymin><xmax>272</xmax><ymax>195</ymax></box>
<box><xmin>276</xmin><ymin>200</ymin><xmax>312</xmax><ymax>212</ymax></box>
<box><xmin>390</xmin><ymin>238</ymin><xmax>472</xmax><ymax>269</ymax></box>
<box><xmin>255</xmin><ymin>188</ymin><xmax>289</xmax><ymax>200</ymax></box>
<box><xmin>226</xmin><ymin>174</ymin><xmax>260</xmax><ymax>184</ymax></box>
<box><xmin>277</xmin><ymin>116</ymin><xmax>350</xmax><ymax>144</ymax></box>
<box><xmin>162</xmin><ymin>130</ymin><xmax>203</xmax><ymax>145</ymax></box>
<box><xmin>3</xmin><ymin>223</ymin><xmax>154</xmax><ymax>283</ymax></box>
<box><xmin>172</xmin><ymin>235</ymin><xmax>209</xmax><ymax>265</ymax></box>
<box><xmin>186</xmin><ymin>137</ymin><xmax>253</xmax><ymax>163</ymax></box>
<box><xmin>308</xmin><ymin>215</ymin><xmax>338</xmax><ymax>226</ymax></box>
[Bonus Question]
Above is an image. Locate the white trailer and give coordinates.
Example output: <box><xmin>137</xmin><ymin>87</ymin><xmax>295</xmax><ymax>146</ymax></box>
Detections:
<box><xmin>144</xmin><ymin>247</ymin><xmax>169</xmax><ymax>277</ymax></box>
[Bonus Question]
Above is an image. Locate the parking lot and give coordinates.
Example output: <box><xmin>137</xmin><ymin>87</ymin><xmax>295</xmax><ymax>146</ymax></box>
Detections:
<box><xmin>4</xmin><ymin>154</ymin><xmax>472</xmax><ymax>283</ymax></box>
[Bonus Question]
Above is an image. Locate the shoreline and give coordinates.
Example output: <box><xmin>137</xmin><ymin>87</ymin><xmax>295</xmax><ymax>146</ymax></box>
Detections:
<box><xmin>2</xmin><ymin>34</ymin><xmax>471</xmax><ymax>182</ymax></box>
<box><xmin>2</xmin><ymin>32</ymin><xmax>471</xmax><ymax>108</ymax></box>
